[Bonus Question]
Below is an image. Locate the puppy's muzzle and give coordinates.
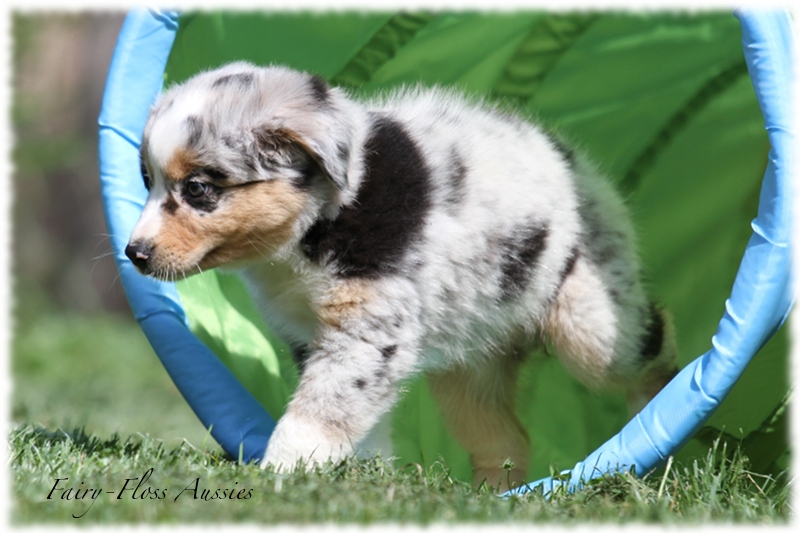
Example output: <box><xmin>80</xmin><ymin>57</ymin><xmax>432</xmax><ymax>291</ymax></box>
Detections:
<box><xmin>125</xmin><ymin>241</ymin><xmax>153</xmax><ymax>272</ymax></box>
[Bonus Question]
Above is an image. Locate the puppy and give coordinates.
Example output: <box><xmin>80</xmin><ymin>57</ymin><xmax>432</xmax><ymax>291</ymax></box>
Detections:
<box><xmin>126</xmin><ymin>61</ymin><xmax>678</xmax><ymax>490</ymax></box>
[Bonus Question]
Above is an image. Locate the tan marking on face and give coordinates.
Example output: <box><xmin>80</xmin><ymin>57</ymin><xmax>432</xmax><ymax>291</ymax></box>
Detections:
<box><xmin>145</xmin><ymin>178</ymin><xmax>308</xmax><ymax>277</ymax></box>
<box><xmin>164</xmin><ymin>148</ymin><xmax>200</xmax><ymax>183</ymax></box>
<box><xmin>316</xmin><ymin>279</ymin><xmax>375</xmax><ymax>329</ymax></box>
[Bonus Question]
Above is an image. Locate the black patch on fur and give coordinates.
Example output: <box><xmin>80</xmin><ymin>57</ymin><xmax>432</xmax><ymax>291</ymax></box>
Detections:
<box><xmin>640</xmin><ymin>303</ymin><xmax>665</xmax><ymax>360</ymax></box>
<box><xmin>381</xmin><ymin>345</ymin><xmax>397</xmax><ymax>360</ymax></box>
<box><xmin>308</xmin><ymin>75</ymin><xmax>330</xmax><ymax>105</ymax></box>
<box><xmin>498</xmin><ymin>224</ymin><xmax>549</xmax><ymax>301</ymax></box>
<box><xmin>300</xmin><ymin>116</ymin><xmax>432</xmax><ymax>278</ymax></box>
<box><xmin>185</xmin><ymin>116</ymin><xmax>204</xmax><ymax>149</ymax></box>
<box><xmin>162</xmin><ymin>194</ymin><xmax>179</xmax><ymax>215</ymax></box>
<box><xmin>212</xmin><ymin>72</ymin><xmax>254</xmax><ymax>88</ymax></box>
<box><xmin>291</xmin><ymin>344</ymin><xmax>311</xmax><ymax>372</ymax></box>
<box><xmin>201</xmin><ymin>166</ymin><xmax>228</xmax><ymax>182</ymax></box>
<box><xmin>354</xmin><ymin>378</ymin><xmax>367</xmax><ymax>390</ymax></box>
<box><xmin>445</xmin><ymin>148</ymin><xmax>468</xmax><ymax>208</ymax></box>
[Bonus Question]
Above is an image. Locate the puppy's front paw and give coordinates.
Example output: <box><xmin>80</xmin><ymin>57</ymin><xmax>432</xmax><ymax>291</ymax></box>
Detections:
<box><xmin>261</xmin><ymin>414</ymin><xmax>353</xmax><ymax>473</ymax></box>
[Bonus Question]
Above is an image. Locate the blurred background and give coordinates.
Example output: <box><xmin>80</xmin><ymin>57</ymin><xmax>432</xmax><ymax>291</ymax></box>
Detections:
<box><xmin>10</xmin><ymin>12</ymin><xmax>211</xmax><ymax>445</ymax></box>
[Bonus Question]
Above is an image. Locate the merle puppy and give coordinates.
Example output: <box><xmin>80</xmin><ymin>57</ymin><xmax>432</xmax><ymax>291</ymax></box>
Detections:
<box><xmin>126</xmin><ymin>62</ymin><xmax>677</xmax><ymax>490</ymax></box>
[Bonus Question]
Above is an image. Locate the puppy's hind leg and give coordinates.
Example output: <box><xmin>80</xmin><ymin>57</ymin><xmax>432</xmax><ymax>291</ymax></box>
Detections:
<box><xmin>427</xmin><ymin>352</ymin><xmax>530</xmax><ymax>492</ymax></box>
<box><xmin>543</xmin><ymin>254</ymin><xmax>678</xmax><ymax>416</ymax></box>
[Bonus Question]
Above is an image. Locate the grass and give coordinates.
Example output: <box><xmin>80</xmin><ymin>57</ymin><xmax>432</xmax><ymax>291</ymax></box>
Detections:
<box><xmin>10</xmin><ymin>308</ymin><xmax>213</xmax><ymax>445</ymax></box>
<box><xmin>8</xmin><ymin>308</ymin><xmax>793</xmax><ymax>524</ymax></box>
<box><xmin>8</xmin><ymin>424</ymin><xmax>791</xmax><ymax>524</ymax></box>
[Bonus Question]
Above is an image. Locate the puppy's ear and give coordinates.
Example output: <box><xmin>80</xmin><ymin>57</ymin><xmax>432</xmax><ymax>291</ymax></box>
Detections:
<box><xmin>251</xmin><ymin>127</ymin><xmax>349</xmax><ymax>191</ymax></box>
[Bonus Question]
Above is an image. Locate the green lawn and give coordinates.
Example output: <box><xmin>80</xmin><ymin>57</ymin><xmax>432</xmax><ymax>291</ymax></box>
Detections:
<box><xmin>11</xmin><ymin>310</ymin><xmax>212</xmax><ymax>446</ymax></box>
<box><xmin>9</xmin><ymin>311</ymin><xmax>791</xmax><ymax>524</ymax></box>
<box><xmin>9</xmin><ymin>424</ymin><xmax>789</xmax><ymax>524</ymax></box>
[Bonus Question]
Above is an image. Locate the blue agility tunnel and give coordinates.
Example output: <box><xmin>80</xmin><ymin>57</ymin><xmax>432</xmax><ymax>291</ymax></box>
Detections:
<box><xmin>99</xmin><ymin>8</ymin><xmax>794</xmax><ymax>491</ymax></box>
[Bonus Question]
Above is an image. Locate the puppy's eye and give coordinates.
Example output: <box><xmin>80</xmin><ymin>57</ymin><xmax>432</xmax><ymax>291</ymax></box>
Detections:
<box><xmin>140</xmin><ymin>159</ymin><xmax>151</xmax><ymax>191</ymax></box>
<box><xmin>182</xmin><ymin>179</ymin><xmax>219</xmax><ymax>213</ymax></box>
<box><xmin>185</xmin><ymin>181</ymin><xmax>209</xmax><ymax>198</ymax></box>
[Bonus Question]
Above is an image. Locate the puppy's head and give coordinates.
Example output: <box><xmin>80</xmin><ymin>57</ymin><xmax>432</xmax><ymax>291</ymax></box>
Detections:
<box><xmin>126</xmin><ymin>62</ymin><xmax>355</xmax><ymax>279</ymax></box>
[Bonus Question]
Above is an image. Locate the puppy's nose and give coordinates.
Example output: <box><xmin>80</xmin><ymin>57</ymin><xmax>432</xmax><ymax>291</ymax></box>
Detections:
<box><xmin>125</xmin><ymin>241</ymin><xmax>152</xmax><ymax>271</ymax></box>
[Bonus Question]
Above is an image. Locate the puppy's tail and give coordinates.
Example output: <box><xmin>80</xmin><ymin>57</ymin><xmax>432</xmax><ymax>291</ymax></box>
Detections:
<box><xmin>627</xmin><ymin>302</ymin><xmax>679</xmax><ymax>417</ymax></box>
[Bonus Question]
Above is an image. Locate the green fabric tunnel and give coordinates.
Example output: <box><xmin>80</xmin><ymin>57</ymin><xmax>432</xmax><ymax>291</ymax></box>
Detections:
<box><xmin>117</xmin><ymin>10</ymin><xmax>792</xmax><ymax>482</ymax></box>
